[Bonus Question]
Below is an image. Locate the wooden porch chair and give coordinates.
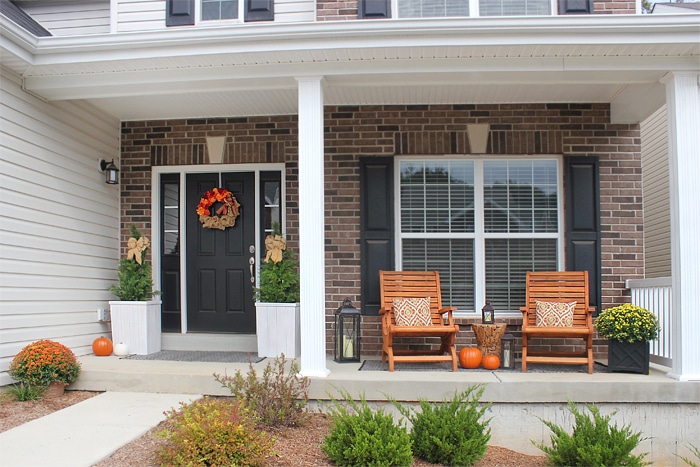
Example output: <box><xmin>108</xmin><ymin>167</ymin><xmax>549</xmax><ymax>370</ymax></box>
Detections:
<box><xmin>379</xmin><ymin>270</ymin><xmax>460</xmax><ymax>371</ymax></box>
<box><xmin>520</xmin><ymin>271</ymin><xmax>595</xmax><ymax>374</ymax></box>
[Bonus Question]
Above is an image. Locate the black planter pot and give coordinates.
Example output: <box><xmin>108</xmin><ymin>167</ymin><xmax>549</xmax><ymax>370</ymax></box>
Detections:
<box><xmin>607</xmin><ymin>339</ymin><xmax>650</xmax><ymax>374</ymax></box>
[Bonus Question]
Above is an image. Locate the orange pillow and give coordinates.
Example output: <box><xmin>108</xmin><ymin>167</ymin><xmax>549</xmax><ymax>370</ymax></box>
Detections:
<box><xmin>393</xmin><ymin>297</ymin><xmax>433</xmax><ymax>326</ymax></box>
<box><xmin>535</xmin><ymin>301</ymin><xmax>576</xmax><ymax>327</ymax></box>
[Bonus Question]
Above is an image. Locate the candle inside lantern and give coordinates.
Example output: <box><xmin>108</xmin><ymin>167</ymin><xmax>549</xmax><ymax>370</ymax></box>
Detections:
<box><xmin>343</xmin><ymin>335</ymin><xmax>354</xmax><ymax>358</ymax></box>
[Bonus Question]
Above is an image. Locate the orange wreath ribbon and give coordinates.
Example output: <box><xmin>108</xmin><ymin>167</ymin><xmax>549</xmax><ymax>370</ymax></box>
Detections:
<box><xmin>196</xmin><ymin>188</ymin><xmax>241</xmax><ymax>230</ymax></box>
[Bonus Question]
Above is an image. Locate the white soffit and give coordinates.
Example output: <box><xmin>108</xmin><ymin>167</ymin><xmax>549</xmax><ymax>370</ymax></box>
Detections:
<box><xmin>2</xmin><ymin>14</ymin><xmax>698</xmax><ymax>122</ymax></box>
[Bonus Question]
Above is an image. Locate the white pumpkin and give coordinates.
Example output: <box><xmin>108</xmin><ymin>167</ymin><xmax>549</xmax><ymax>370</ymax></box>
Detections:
<box><xmin>113</xmin><ymin>341</ymin><xmax>129</xmax><ymax>356</ymax></box>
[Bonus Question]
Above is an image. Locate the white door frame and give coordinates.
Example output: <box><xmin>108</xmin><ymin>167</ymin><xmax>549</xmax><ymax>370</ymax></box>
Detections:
<box><xmin>151</xmin><ymin>163</ymin><xmax>286</xmax><ymax>334</ymax></box>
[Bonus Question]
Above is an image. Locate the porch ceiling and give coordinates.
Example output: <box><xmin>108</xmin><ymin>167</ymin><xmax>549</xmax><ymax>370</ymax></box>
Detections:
<box><xmin>2</xmin><ymin>15</ymin><xmax>699</xmax><ymax>123</ymax></box>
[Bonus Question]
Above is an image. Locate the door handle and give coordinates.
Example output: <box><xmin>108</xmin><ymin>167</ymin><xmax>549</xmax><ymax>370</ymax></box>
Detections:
<box><xmin>249</xmin><ymin>256</ymin><xmax>255</xmax><ymax>283</ymax></box>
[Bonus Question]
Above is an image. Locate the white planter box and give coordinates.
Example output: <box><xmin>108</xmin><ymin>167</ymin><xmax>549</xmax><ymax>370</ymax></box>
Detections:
<box><xmin>255</xmin><ymin>302</ymin><xmax>300</xmax><ymax>358</ymax></box>
<box><xmin>109</xmin><ymin>300</ymin><xmax>162</xmax><ymax>355</ymax></box>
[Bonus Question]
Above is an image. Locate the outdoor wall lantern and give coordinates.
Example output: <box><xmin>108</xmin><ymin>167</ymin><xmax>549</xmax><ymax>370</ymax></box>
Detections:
<box><xmin>334</xmin><ymin>298</ymin><xmax>361</xmax><ymax>363</ymax></box>
<box><xmin>99</xmin><ymin>159</ymin><xmax>120</xmax><ymax>184</ymax></box>
<box><xmin>501</xmin><ymin>333</ymin><xmax>515</xmax><ymax>369</ymax></box>
<box><xmin>481</xmin><ymin>300</ymin><xmax>495</xmax><ymax>325</ymax></box>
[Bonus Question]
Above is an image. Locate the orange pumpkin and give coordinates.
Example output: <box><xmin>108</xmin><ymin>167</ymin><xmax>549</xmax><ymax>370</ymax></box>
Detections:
<box><xmin>482</xmin><ymin>354</ymin><xmax>500</xmax><ymax>370</ymax></box>
<box><xmin>92</xmin><ymin>336</ymin><xmax>113</xmax><ymax>356</ymax></box>
<box><xmin>459</xmin><ymin>347</ymin><xmax>482</xmax><ymax>369</ymax></box>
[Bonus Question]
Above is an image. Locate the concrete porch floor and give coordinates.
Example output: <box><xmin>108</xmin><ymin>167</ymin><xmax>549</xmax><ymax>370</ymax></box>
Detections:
<box><xmin>71</xmin><ymin>355</ymin><xmax>700</xmax><ymax>464</ymax></box>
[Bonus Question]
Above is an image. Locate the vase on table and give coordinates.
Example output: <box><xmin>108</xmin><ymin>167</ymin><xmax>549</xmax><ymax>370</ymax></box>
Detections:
<box><xmin>607</xmin><ymin>339</ymin><xmax>650</xmax><ymax>374</ymax></box>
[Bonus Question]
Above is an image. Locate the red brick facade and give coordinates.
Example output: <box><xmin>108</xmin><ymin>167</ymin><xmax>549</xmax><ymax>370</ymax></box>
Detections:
<box><xmin>317</xmin><ymin>0</ymin><xmax>636</xmax><ymax>21</ymax></box>
<box><xmin>120</xmin><ymin>103</ymin><xmax>642</xmax><ymax>360</ymax></box>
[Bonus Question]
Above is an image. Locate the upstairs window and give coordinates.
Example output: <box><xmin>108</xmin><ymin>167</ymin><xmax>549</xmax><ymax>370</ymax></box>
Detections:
<box><xmin>202</xmin><ymin>0</ymin><xmax>238</xmax><ymax>20</ymax></box>
<box><xmin>166</xmin><ymin>0</ymin><xmax>273</xmax><ymax>26</ymax></box>
<box><xmin>479</xmin><ymin>0</ymin><xmax>551</xmax><ymax>16</ymax></box>
<box><xmin>393</xmin><ymin>0</ymin><xmax>555</xmax><ymax>17</ymax></box>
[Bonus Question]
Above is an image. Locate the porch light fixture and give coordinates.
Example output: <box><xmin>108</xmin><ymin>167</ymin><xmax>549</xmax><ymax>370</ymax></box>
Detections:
<box><xmin>334</xmin><ymin>298</ymin><xmax>361</xmax><ymax>363</ymax></box>
<box><xmin>501</xmin><ymin>333</ymin><xmax>515</xmax><ymax>369</ymax></box>
<box><xmin>481</xmin><ymin>300</ymin><xmax>495</xmax><ymax>325</ymax></box>
<box><xmin>99</xmin><ymin>159</ymin><xmax>119</xmax><ymax>184</ymax></box>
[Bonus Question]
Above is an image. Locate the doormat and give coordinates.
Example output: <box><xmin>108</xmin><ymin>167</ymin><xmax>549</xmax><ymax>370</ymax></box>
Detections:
<box><xmin>358</xmin><ymin>360</ymin><xmax>607</xmax><ymax>373</ymax></box>
<box><xmin>123</xmin><ymin>350</ymin><xmax>264</xmax><ymax>363</ymax></box>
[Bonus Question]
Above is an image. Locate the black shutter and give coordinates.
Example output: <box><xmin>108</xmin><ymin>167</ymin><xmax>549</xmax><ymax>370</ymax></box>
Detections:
<box><xmin>166</xmin><ymin>0</ymin><xmax>195</xmax><ymax>26</ymax></box>
<box><xmin>565</xmin><ymin>156</ymin><xmax>601</xmax><ymax>312</ymax></box>
<box><xmin>358</xmin><ymin>0</ymin><xmax>391</xmax><ymax>18</ymax></box>
<box><xmin>559</xmin><ymin>0</ymin><xmax>594</xmax><ymax>14</ymax></box>
<box><xmin>360</xmin><ymin>157</ymin><xmax>394</xmax><ymax>316</ymax></box>
<box><xmin>245</xmin><ymin>0</ymin><xmax>274</xmax><ymax>22</ymax></box>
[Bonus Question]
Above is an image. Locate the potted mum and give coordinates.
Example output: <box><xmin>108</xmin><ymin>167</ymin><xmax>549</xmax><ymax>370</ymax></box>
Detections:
<box><xmin>254</xmin><ymin>224</ymin><xmax>301</xmax><ymax>358</ymax></box>
<box><xmin>594</xmin><ymin>303</ymin><xmax>660</xmax><ymax>374</ymax></box>
<box><xmin>109</xmin><ymin>224</ymin><xmax>162</xmax><ymax>355</ymax></box>
<box><xmin>9</xmin><ymin>339</ymin><xmax>81</xmax><ymax>398</ymax></box>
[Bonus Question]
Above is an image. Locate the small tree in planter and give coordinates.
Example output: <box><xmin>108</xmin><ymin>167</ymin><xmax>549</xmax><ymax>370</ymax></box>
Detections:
<box><xmin>254</xmin><ymin>224</ymin><xmax>301</xmax><ymax>358</ymax></box>
<box><xmin>109</xmin><ymin>224</ymin><xmax>161</xmax><ymax>355</ymax></box>
<box><xmin>110</xmin><ymin>224</ymin><xmax>159</xmax><ymax>301</ymax></box>
<box><xmin>254</xmin><ymin>224</ymin><xmax>300</xmax><ymax>303</ymax></box>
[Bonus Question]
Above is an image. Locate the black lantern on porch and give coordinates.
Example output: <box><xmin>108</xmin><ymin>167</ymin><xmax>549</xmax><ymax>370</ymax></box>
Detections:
<box><xmin>481</xmin><ymin>300</ymin><xmax>495</xmax><ymax>325</ymax></box>
<box><xmin>501</xmin><ymin>333</ymin><xmax>515</xmax><ymax>369</ymax></box>
<box><xmin>334</xmin><ymin>298</ymin><xmax>361</xmax><ymax>363</ymax></box>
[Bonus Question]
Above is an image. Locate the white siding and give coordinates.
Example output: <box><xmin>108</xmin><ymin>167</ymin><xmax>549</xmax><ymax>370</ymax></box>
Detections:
<box><xmin>275</xmin><ymin>0</ymin><xmax>315</xmax><ymax>23</ymax></box>
<box><xmin>116</xmin><ymin>0</ymin><xmax>166</xmax><ymax>32</ymax></box>
<box><xmin>0</xmin><ymin>68</ymin><xmax>121</xmax><ymax>386</ymax></box>
<box><xmin>15</xmin><ymin>1</ymin><xmax>110</xmax><ymax>36</ymax></box>
<box><xmin>640</xmin><ymin>105</ymin><xmax>672</xmax><ymax>278</ymax></box>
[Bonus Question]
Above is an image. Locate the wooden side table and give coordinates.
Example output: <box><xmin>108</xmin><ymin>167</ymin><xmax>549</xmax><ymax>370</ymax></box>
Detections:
<box><xmin>471</xmin><ymin>323</ymin><xmax>507</xmax><ymax>356</ymax></box>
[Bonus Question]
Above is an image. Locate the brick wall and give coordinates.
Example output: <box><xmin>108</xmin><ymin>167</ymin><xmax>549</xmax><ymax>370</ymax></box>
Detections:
<box><xmin>120</xmin><ymin>103</ymin><xmax>643</xmax><ymax>360</ymax></box>
<box><xmin>317</xmin><ymin>0</ymin><xmax>635</xmax><ymax>20</ymax></box>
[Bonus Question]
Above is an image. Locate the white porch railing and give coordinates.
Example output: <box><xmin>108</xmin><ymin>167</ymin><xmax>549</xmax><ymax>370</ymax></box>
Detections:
<box><xmin>626</xmin><ymin>277</ymin><xmax>672</xmax><ymax>367</ymax></box>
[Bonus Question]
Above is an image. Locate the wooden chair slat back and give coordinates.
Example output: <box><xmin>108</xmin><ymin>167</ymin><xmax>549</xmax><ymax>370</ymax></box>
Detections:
<box><xmin>379</xmin><ymin>270</ymin><xmax>444</xmax><ymax>324</ymax></box>
<box><xmin>523</xmin><ymin>271</ymin><xmax>591</xmax><ymax>327</ymax></box>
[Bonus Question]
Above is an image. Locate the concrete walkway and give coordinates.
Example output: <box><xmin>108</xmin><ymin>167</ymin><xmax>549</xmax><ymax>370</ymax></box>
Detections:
<box><xmin>0</xmin><ymin>391</ymin><xmax>199</xmax><ymax>467</ymax></box>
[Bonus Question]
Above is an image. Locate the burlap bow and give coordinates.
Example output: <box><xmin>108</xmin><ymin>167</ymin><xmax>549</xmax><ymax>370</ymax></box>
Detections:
<box><xmin>264</xmin><ymin>234</ymin><xmax>286</xmax><ymax>264</ymax></box>
<box><xmin>127</xmin><ymin>236</ymin><xmax>150</xmax><ymax>264</ymax></box>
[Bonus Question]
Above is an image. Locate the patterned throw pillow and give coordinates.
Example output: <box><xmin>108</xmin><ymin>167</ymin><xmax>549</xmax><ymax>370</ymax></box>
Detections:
<box><xmin>535</xmin><ymin>301</ymin><xmax>576</xmax><ymax>327</ymax></box>
<box><xmin>393</xmin><ymin>297</ymin><xmax>433</xmax><ymax>327</ymax></box>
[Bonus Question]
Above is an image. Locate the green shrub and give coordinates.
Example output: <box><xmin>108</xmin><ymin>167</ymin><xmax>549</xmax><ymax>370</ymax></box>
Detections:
<box><xmin>8</xmin><ymin>382</ymin><xmax>45</xmax><ymax>401</ymax></box>
<box><xmin>322</xmin><ymin>390</ymin><xmax>413</xmax><ymax>467</ymax></box>
<box><xmin>533</xmin><ymin>401</ymin><xmax>651</xmax><ymax>466</ymax></box>
<box><xmin>390</xmin><ymin>385</ymin><xmax>491</xmax><ymax>466</ymax></box>
<box><xmin>155</xmin><ymin>397</ymin><xmax>275</xmax><ymax>467</ymax></box>
<box><xmin>253</xmin><ymin>223</ymin><xmax>300</xmax><ymax>303</ymax></box>
<box><xmin>109</xmin><ymin>224</ymin><xmax>160</xmax><ymax>301</ymax></box>
<box><xmin>213</xmin><ymin>355</ymin><xmax>309</xmax><ymax>428</ymax></box>
<box><xmin>679</xmin><ymin>443</ymin><xmax>700</xmax><ymax>467</ymax></box>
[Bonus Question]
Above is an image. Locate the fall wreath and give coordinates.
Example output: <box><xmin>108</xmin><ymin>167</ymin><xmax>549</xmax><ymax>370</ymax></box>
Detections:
<box><xmin>196</xmin><ymin>187</ymin><xmax>241</xmax><ymax>230</ymax></box>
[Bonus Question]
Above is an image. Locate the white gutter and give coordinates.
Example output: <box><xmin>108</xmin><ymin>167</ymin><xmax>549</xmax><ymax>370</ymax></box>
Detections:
<box><xmin>2</xmin><ymin>14</ymin><xmax>699</xmax><ymax>66</ymax></box>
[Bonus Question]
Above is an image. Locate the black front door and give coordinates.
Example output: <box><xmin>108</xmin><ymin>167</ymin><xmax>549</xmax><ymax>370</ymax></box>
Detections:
<box><xmin>186</xmin><ymin>172</ymin><xmax>256</xmax><ymax>333</ymax></box>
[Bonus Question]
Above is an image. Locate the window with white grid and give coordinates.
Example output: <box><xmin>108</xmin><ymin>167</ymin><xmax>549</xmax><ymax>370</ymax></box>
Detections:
<box><xmin>394</xmin><ymin>0</ymin><xmax>553</xmax><ymax>17</ymax></box>
<box><xmin>398</xmin><ymin>158</ymin><xmax>562</xmax><ymax>313</ymax></box>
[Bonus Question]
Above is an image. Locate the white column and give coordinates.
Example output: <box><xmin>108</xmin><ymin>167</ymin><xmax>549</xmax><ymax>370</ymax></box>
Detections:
<box><xmin>296</xmin><ymin>76</ymin><xmax>330</xmax><ymax>377</ymax></box>
<box><xmin>663</xmin><ymin>72</ymin><xmax>700</xmax><ymax>381</ymax></box>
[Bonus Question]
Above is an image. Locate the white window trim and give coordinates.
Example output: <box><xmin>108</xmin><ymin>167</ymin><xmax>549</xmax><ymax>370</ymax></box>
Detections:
<box><xmin>196</xmin><ymin>0</ymin><xmax>245</xmax><ymax>25</ymax></box>
<box><xmin>394</xmin><ymin>155</ymin><xmax>565</xmax><ymax>316</ymax></box>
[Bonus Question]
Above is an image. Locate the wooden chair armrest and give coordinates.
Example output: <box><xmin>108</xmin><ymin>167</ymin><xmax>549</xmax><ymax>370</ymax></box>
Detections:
<box><xmin>439</xmin><ymin>307</ymin><xmax>457</xmax><ymax>326</ymax></box>
<box><xmin>379</xmin><ymin>306</ymin><xmax>392</xmax><ymax>315</ymax></box>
